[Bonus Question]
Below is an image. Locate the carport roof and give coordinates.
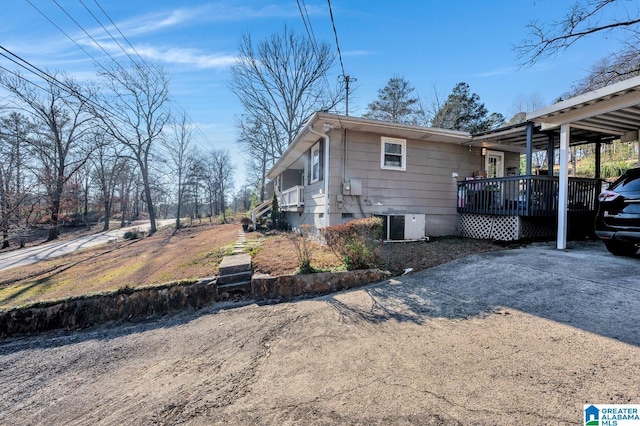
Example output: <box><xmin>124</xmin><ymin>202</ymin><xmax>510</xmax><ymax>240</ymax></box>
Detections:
<box><xmin>527</xmin><ymin>75</ymin><xmax>640</xmax><ymax>138</ymax></box>
<box><xmin>468</xmin><ymin>75</ymin><xmax>640</xmax><ymax>153</ymax></box>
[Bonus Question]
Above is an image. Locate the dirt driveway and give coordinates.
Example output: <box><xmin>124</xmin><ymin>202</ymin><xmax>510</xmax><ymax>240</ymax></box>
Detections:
<box><xmin>1</xmin><ymin>241</ymin><xmax>639</xmax><ymax>425</ymax></box>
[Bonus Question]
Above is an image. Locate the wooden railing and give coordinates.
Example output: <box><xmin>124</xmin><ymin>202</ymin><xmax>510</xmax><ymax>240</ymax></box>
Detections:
<box><xmin>280</xmin><ymin>185</ymin><xmax>304</xmax><ymax>209</ymax></box>
<box><xmin>457</xmin><ymin>176</ymin><xmax>603</xmax><ymax>217</ymax></box>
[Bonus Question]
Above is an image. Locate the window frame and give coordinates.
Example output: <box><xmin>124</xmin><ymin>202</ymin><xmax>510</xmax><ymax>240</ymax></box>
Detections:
<box><xmin>310</xmin><ymin>141</ymin><xmax>321</xmax><ymax>183</ymax></box>
<box><xmin>380</xmin><ymin>137</ymin><xmax>407</xmax><ymax>171</ymax></box>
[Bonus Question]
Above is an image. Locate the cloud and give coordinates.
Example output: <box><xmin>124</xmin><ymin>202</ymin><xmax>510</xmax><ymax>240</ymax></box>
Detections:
<box><xmin>135</xmin><ymin>46</ymin><xmax>236</xmax><ymax>69</ymax></box>
<box><xmin>115</xmin><ymin>2</ymin><xmax>316</xmax><ymax>37</ymax></box>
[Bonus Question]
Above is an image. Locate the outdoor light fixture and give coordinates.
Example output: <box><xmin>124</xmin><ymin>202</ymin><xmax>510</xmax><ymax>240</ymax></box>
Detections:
<box><xmin>481</xmin><ymin>147</ymin><xmax>487</xmax><ymax>156</ymax></box>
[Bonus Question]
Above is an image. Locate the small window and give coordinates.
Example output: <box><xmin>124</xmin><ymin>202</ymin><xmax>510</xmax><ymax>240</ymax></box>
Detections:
<box><xmin>311</xmin><ymin>142</ymin><xmax>321</xmax><ymax>183</ymax></box>
<box><xmin>341</xmin><ymin>213</ymin><xmax>354</xmax><ymax>219</ymax></box>
<box><xmin>381</xmin><ymin>137</ymin><xmax>406</xmax><ymax>171</ymax></box>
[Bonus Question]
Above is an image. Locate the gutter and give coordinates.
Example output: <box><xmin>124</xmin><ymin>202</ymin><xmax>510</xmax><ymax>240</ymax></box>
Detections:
<box><xmin>308</xmin><ymin>126</ymin><xmax>330</xmax><ymax>228</ymax></box>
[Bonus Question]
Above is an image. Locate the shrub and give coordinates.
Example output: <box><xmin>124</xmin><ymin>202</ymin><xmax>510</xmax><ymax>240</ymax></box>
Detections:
<box><xmin>320</xmin><ymin>217</ymin><xmax>383</xmax><ymax>270</ymax></box>
<box><xmin>123</xmin><ymin>227</ymin><xmax>142</xmax><ymax>240</ymax></box>
<box><xmin>287</xmin><ymin>224</ymin><xmax>317</xmax><ymax>274</ymax></box>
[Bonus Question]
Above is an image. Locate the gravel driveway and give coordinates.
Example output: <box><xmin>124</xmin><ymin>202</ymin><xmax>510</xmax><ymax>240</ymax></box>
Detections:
<box><xmin>1</xmin><ymin>241</ymin><xmax>638</xmax><ymax>425</ymax></box>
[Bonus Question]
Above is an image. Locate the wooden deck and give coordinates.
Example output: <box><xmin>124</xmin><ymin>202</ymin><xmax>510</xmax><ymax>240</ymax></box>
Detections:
<box><xmin>457</xmin><ymin>175</ymin><xmax>603</xmax><ymax>217</ymax></box>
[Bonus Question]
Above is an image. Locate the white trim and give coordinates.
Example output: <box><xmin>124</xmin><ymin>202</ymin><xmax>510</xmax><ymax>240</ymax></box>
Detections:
<box><xmin>557</xmin><ymin>125</ymin><xmax>570</xmax><ymax>250</ymax></box>
<box><xmin>380</xmin><ymin>137</ymin><xmax>406</xmax><ymax>171</ymax></box>
<box><xmin>484</xmin><ymin>150</ymin><xmax>504</xmax><ymax>178</ymax></box>
<box><xmin>310</xmin><ymin>142</ymin><xmax>321</xmax><ymax>183</ymax></box>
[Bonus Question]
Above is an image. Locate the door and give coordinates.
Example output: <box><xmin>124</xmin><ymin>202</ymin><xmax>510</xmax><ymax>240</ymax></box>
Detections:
<box><xmin>485</xmin><ymin>150</ymin><xmax>504</xmax><ymax>178</ymax></box>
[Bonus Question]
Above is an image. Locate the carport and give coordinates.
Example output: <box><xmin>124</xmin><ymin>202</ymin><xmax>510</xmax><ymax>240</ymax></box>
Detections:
<box><xmin>466</xmin><ymin>76</ymin><xmax>640</xmax><ymax>248</ymax></box>
<box><xmin>526</xmin><ymin>76</ymin><xmax>640</xmax><ymax>249</ymax></box>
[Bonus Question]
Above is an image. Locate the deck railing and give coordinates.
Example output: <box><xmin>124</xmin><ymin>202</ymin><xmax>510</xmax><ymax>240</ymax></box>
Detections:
<box><xmin>280</xmin><ymin>185</ymin><xmax>304</xmax><ymax>209</ymax></box>
<box><xmin>457</xmin><ymin>176</ymin><xmax>603</xmax><ymax>217</ymax></box>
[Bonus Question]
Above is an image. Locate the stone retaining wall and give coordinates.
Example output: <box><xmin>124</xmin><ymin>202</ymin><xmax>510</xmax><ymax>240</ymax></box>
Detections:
<box><xmin>0</xmin><ymin>269</ymin><xmax>391</xmax><ymax>337</ymax></box>
<box><xmin>0</xmin><ymin>279</ymin><xmax>217</xmax><ymax>337</ymax></box>
<box><xmin>252</xmin><ymin>269</ymin><xmax>391</xmax><ymax>300</ymax></box>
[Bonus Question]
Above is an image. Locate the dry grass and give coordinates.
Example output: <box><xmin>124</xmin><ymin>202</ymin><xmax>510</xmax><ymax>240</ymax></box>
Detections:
<box><xmin>0</xmin><ymin>223</ymin><xmax>239</xmax><ymax>310</ymax></box>
<box><xmin>0</xmin><ymin>223</ymin><xmax>512</xmax><ymax>311</ymax></box>
<box><xmin>251</xmin><ymin>230</ymin><xmax>510</xmax><ymax>276</ymax></box>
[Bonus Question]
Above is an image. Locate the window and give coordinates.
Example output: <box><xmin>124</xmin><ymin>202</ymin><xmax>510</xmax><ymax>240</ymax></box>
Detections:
<box><xmin>310</xmin><ymin>142</ymin><xmax>321</xmax><ymax>183</ymax></box>
<box><xmin>309</xmin><ymin>142</ymin><xmax>322</xmax><ymax>183</ymax></box>
<box><xmin>381</xmin><ymin>137</ymin><xmax>406</xmax><ymax>171</ymax></box>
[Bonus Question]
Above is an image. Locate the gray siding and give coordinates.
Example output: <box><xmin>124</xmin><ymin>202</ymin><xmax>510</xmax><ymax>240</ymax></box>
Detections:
<box><xmin>281</xmin><ymin>129</ymin><xmax>520</xmax><ymax>237</ymax></box>
<box><xmin>324</xmin><ymin>130</ymin><xmax>482</xmax><ymax>235</ymax></box>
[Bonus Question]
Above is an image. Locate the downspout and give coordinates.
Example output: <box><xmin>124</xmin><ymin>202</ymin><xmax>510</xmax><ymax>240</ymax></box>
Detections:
<box><xmin>308</xmin><ymin>127</ymin><xmax>330</xmax><ymax>228</ymax></box>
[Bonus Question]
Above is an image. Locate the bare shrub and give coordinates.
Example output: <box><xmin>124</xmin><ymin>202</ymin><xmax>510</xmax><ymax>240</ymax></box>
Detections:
<box><xmin>320</xmin><ymin>217</ymin><xmax>383</xmax><ymax>270</ymax></box>
<box><xmin>287</xmin><ymin>224</ymin><xmax>317</xmax><ymax>274</ymax></box>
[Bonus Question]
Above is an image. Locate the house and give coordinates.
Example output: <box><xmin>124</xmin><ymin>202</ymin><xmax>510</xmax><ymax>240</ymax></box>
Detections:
<box><xmin>258</xmin><ymin>76</ymin><xmax>640</xmax><ymax>246</ymax></box>
<box><xmin>261</xmin><ymin>112</ymin><xmax>520</xmax><ymax>240</ymax></box>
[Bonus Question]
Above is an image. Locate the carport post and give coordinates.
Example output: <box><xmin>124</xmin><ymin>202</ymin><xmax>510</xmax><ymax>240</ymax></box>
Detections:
<box><xmin>557</xmin><ymin>124</ymin><xmax>570</xmax><ymax>250</ymax></box>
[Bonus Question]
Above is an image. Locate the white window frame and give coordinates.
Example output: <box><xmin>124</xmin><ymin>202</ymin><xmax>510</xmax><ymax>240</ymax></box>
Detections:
<box><xmin>380</xmin><ymin>137</ymin><xmax>406</xmax><ymax>171</ymax></box>
<box><xmin>485</xmin><ymin>150</ymin><xmax>504</xmax><ymax>178</ymax></box>
<box><xmin>310</xmin><ymin>142</ymin><xmax>321</xmax><ymax>183</ymax></box>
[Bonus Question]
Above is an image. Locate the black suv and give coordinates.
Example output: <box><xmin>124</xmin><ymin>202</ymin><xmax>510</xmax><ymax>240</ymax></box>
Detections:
<box><xmin>595</xmin><ymin>167</ymin><xmax>640</xmax><ymax>256</ymax></box>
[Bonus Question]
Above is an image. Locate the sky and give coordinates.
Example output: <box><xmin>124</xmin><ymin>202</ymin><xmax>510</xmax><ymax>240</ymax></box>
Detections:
<box><xmin>0</xmin><ymin>0</ymin><xmax>632</xmax><ymax>190</ymax></box>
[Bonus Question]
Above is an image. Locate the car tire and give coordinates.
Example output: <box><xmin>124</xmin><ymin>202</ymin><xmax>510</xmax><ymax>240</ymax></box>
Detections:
<box><xmin>604</xmin><ymin>240</ymin><xmax>639</xmax><ymax>256</ymax></box>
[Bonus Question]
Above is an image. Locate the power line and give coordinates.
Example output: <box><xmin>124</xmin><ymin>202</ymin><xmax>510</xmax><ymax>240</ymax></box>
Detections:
<box><xmin>83</xmin><ymin>0</ymin><xmax>216</xmax><ymax>148</ymax></box>
<box><xmin>78</xmin><ymin>0</ymin><xmax>138</xmax><ymax>65</ymax></box>
<box><xmin>25</xmin><ymin>0</ymin><xmax>215</xmax><ymax>148</ymax></box>
<box><xmin>52</xmin><ymin>0</ymin><xmax>123</xmax><ymax>68</ymax></box>
<box><xmin>0</xmin><ymin>45</ymin><xmax>136</xmax><ymax>133</ymax></box>
<box><xmin>327</xmin><ymin>0</ymin><xmax>345</xmax><ymax>77</ymax></box>
<box><xmin>296</xmin><ymin>0</ymin><xmax>337</xmax><ymax>104</ymax></box>
<box><xmin>327</xmin><ymin>0</ymin><xmax>355</xmax><ymax>116</ymax></box>
<box><xmin>91</xmin><ymin>0</ymin><xmax>152</xmax><ymax>70</ymax></box>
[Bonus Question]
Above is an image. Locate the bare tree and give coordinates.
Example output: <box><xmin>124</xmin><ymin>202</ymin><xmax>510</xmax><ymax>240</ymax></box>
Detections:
<box><xmin>236</xmin><ymin>114</ymin><xmax>279</xmax><ymax>202</ymax></box>
<box><xmin>162</xmin><ymin>113</ymin><xmax>194</xmax><ymax>229</ymax></box>
<box><xmin>0</xmin><ymin>71</ymin><xmax>97</xmax><ymax>241</ymax></box>
<box><xmin>507</xmin><ymin>94</ymin><xmax>546</xmax><ymax>124</ymax></box>
<box><xmin>205</xmin><ymin>149</ymin><xmax>234</xmax><ymax>223</ymax></box>
<box><xmin>97</xmin><ymin>60</ymin><xmax>171</xmax><ymax>234</ymax></box>
<box><xmin>230</xmin><ymin>26</ymin><xmax>343</xmax><ymax>158</ymax></box>
<box><xmin>517</xmin><ymin>0</ymin><xmax>640</xmax><ymax>87</ymax></box>
<box><xmin>91</xmin><ymin>130</ymin><xmax>128</xmax><ymax>231</ymax></box>
<box><xmin>0</xmin><ymin>112</ymin><xmax>34</xmax><ymax>248</ymax></box>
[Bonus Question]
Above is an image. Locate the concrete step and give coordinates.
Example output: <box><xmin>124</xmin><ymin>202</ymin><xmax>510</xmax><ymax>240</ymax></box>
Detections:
<box><xmin>217</xmin><ymin>270</ymin><xmax>252</xmax><ymax>285</ymax></box>
<box><xmin>219</xmin><ymin>253</ymin><xmax>251</xmax><ymax>275</ymax></box>
<box><xmin>217</xmin><ymin>280</ymin><xmax>251</xmax><ymax>295</ymax></box>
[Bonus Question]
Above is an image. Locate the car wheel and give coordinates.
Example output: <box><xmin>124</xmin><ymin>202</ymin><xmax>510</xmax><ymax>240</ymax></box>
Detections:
<box><xmin>604</xmin><ymin>240</ymin><xmax>639</xmax><ymax>256</ymax></box>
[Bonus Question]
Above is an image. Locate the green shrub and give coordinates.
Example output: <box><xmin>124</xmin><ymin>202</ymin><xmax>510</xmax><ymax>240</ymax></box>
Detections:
<box><xmin>320</xmin><ymin>217</ymin><xmax>383</xmax><ymax>270</ymax></box>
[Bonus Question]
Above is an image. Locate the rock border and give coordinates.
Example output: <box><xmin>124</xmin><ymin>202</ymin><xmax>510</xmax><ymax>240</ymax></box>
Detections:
<box><xmin>0</xmin><ymin>269</ymin><xmax>390</xmax><ymax>337</ymax></box>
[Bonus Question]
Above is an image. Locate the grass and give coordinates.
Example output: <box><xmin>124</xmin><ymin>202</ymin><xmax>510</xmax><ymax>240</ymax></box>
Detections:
<box><xmin>0</xmin><ymin>223</ymin><xmax>239</xmax><ymax>310</ymax></box>
<box><xmin>0</xmin><ymin>222</ymin><xmax>511</xmax><ymax>311</ymax></box>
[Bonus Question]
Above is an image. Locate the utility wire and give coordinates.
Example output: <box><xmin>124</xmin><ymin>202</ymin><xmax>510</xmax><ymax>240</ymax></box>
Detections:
<box><xmin>0</xmin><ymin>45</ymin><xmax>135</xmax><ymax>133</ymax></box>
<box><xmin>296</xmin><ymin>0</ymin><xmax>337</xmax><ymax>104</ymax></box>
<box><xmin>84</xmin><ymin>0</ymin><xmax>216</xmax><ymax>148</ymax></box>
<box><xmin>327</xmin><ymin>0</ymin><xmax>345</xmax><ymax>78</ymax></box>
<box><xmin>52</xmin><ymin>0</ymin><xmax>123</xmax><ymax>68</ymax></box>
<box><xmin>78</xmin><ymin>0</ymin><xmax>139</xmax><ymax>66</ymax></box>
<box><xmin>26</xmin><ymin>0</ymin><xmax>214</xmax><ymax>148</ymax></box>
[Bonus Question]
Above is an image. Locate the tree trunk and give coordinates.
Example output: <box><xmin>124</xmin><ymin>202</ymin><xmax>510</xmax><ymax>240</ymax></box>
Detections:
<box><xmin>103</xmin><ymin>200</ymin><xmax>111</xmax><ymax>231</ymax></box>
<box><xmin>2</xmin><ymin>230</ymin><xmax>9</xmax><ymax>249</ymax></box>
<box><xmin>141</xmin><ymin>168</ymin><xmax>157</xmax><ymax>234</ymax></box>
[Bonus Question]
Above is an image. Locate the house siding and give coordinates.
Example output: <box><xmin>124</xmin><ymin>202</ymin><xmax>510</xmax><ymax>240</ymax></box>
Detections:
<box><xmin>324</xmin><ymin>129</ymin><xmax>517</xmax><ymax>236</ymax></box>
<box><xmin>280</xmin><ymin>127</ymin><xmax>519</xmax><ymax>237</ymax></box>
